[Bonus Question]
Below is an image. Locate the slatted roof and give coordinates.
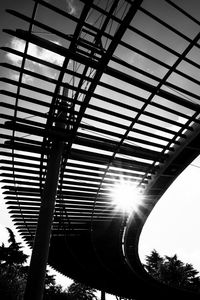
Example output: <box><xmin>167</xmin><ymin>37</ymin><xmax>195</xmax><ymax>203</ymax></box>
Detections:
<box><xmin>1</xmin><ymin>0</ymin><xmax>200</xmax><ymax>299</ymax></box>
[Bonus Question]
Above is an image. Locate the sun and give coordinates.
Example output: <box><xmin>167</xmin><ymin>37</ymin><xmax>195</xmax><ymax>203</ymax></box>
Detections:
<box><xmin>110</xmin><ymin>179</ymin><xmax>142</xmax><ymax>214</ymax></box>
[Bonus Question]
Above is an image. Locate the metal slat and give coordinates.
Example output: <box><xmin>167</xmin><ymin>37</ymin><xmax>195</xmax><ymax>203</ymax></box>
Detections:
<box><xmin>0</xmin><ymin>98</ymin><xmax>48</xmax><ymax>118</ymax></box>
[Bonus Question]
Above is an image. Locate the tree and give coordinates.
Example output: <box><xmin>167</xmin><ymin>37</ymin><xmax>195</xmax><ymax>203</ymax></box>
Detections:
<box><xmin>43</xmin><ymin>270</ymin><xmax>69</xmax><ymax>299</ymax></box>
<box><xmin>0</xmin><ymin>227</ymin><xmax>28</xmax><ymax>266</ymax></box>
<box><xmin>144</xmin><ymin>249</ymin><xmax>164</xmax><ymax>282</ymax></box>
<box><xmin>67</xmin><ymin>281</ymin><xmax>98</xmax><ymax>300</ymax></box>
<box><xmin>144</xmin><ymin>250</ymin><xmax>200</xmax><ymax>293</ymax></box>
<box><xmin>0</xmin><ymin>228</ymin><xmax>71</xmax><ymax>299</ymax></box>
<box><xmin>0</xmin><ymin>228</ymin><xmax>28</xmax><ymax>299</ymax></box>
<box><xmin>0</xmin><ymin>228</ymin><xmax>99</xmax><ymax>299</ymax></box>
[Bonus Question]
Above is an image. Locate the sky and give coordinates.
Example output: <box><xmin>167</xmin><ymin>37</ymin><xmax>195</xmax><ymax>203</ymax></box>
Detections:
<box><xmin>0</xmin><ymin>0</ymin><xmax>200</xmax><ymax>299</ymax></box>
<box><xmin>139</xmin><ymin>155</ymin><xmax>200</xmax><ymax>270</ymax></box>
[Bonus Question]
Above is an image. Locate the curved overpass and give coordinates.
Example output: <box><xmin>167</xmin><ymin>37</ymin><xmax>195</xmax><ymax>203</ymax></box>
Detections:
<box><xmin>1</xmin><ymin>0</ymin><xmax>200</xmax><ymax>299</ymax></box>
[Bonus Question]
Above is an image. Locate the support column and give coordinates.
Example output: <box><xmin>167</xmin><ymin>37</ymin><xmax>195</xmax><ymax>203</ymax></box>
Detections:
<box><xmin>101</xmin><ymin>290</ymin><xmax>106</xmax><ymax>300</ymax></box>
<box><xmin>24</xmin><ymin>92</ymin><xmax>68</xmax><ymax>300</ymax></box>
<box><xmin>24</xmin><ymin>136</ymin><xmax>64</xmax><ymax>300</ymax></box>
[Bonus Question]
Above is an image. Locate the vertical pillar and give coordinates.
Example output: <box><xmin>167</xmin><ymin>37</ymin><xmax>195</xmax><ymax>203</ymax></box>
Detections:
<box><xmin>24</xmin><ymin>96</ymin><xmax>67</xmax><ymax>299</ymax></box>
<box><xmin>101</xmin><ymin>290</ymin><xmax>106</xmax><ymax>300</ymax></box>
<box><xmin>24</xmin><ymin>136</ymin><xmax>64</xmax><ymax>300</ymax></box>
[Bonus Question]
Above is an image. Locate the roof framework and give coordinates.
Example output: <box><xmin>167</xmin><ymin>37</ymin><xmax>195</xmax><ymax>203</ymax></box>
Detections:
<box><xmin>1</xmin><ymin>0</ymin><xmax>200</xmax><ymax>299</ymax></box>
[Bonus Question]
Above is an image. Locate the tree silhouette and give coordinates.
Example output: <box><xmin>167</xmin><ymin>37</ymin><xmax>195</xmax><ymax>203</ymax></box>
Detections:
<box><xmin>0</xmin><ymin>227</ymin><xmax>97</xmax><ymax>299</ymax></box>
<box><xmin>0</xmin><ymin>227</ymin><xmax>28</xmax><ymax>266</ymax></box>
<box><xmin>0</xmin><ymin>228</ymin><xmax>28</xmax><ymax>299</ymax></box>
<box><xmin>144</xmin><ymin>249</ymin><xmax>163</xmax><ymax>281</ymax></box>
<box><xmin>67</xmin><ymin>281</ymin><xmax>98</xmax><ymax>300</ymax></box>
<box><xmin>144</xmin><ymin>250</ymin><xmax>200</xmax><ymax>293</ymax></box>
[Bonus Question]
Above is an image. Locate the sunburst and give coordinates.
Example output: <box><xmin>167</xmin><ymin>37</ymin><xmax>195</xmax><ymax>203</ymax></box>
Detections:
<box><xmin>110</xmin><ymin>178</ymin><xmax>143</xmax><ymax>214</ymax></box>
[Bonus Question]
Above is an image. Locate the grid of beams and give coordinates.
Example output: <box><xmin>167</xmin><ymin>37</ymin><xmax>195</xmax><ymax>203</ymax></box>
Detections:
<box><xmin>1</xmin><ymin>0</ymin><xmax>200</xmax><ymax>298</ymax></box>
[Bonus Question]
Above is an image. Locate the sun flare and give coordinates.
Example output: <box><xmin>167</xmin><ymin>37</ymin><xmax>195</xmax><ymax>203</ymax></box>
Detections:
<box><xmin>110</xmin><ymin>179</ymin><xmax>142</xmax><ymax>214</ymax></box>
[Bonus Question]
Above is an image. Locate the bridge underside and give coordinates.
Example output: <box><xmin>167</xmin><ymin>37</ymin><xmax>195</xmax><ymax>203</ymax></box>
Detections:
<box><xmin>1</xmin><ymin>0</ymin><xmax>200</xmax><ymax>299</ymax></box>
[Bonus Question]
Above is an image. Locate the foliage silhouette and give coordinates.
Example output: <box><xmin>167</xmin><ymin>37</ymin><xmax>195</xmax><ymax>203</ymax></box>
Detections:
<box><xmin>67</xmin><ymin>281</ymin><xmax>98</xmax><ymax>300</ymax></box>
<box><xmin>0</xmin><ymin>228</ymin><xmax>28</xmax><ymax>299</ymax></box>
<box><xmin>144</xmin><ymin>249</ymin><xmax>200</xmax><ymax>293</ymax></box>
<box><xmin>0</xmin><ymin>228</ymin><xmax>98</xmax><ymax>299</ymax></box>
<box><xmin>0</xmin><ymin>228</ymin><xmax>68</xmax><ymax>299</ymax></box>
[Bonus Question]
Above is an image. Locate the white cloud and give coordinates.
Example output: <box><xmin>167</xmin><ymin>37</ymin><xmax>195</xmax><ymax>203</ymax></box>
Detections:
<box><xmin>31</xmin><ymin>41</ymin><xmax>64</xmax><ymax>67</ymax></box>
<box><xmin>6</xmin><ymin>38</ymin><xmax>25</xmax><ymax>65</ymax></box>
<box><xmin>6</xmin><ymin>37</ymin><xmax>65</xmax><ymax>82</ymax></box>
<box><xmin>7</xmin><ymin>37</ymin><xmax>64</xmax><ymax>66</ymax></box>
<box><xmin>9</xmin><ymin>68</ymin><xmax>35</xmax><ymax>84</ymax></box>
<box><xmin>66</xmin><ymin>0</ymin><xmax>76</xmax><ymax>15</ymax></box>
<box><xmin>46</xmin><ymin>0</ymin><xmax>77</xmax><ymax>15</ymax></box>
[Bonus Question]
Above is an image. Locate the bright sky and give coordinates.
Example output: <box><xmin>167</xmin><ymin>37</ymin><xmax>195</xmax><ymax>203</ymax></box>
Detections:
<box><xmin>139</xmin><ymin>155</ymin><xmax>200</xmax><ymax>271</ymax></box>
<box><xmin>1</xmin><ymin>1</ymin><xmax>200</xmax><ymax>299</ymax></box>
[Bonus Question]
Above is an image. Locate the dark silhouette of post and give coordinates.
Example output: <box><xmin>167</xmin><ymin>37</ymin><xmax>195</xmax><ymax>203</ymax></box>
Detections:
<box><xmin>24</xmin><ymin>90</ymin><xmax>68</xmax><ymax>300</ymax></box>
<box><xmin>101</xmin><ymin>291</ymin><xmax>106</xmax><ymax>300</ymax></box>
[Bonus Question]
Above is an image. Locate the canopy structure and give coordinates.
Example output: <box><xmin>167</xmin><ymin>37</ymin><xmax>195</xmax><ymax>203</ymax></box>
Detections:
<box><xmin>1</xmin><ymin>0</ymin><xmax>200</xmax><ymax>299</ymax></box>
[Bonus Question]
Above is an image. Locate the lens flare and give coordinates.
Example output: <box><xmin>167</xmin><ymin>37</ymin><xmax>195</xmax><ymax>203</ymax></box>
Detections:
<box><xmin>110</xmin><ymin>179</ymin><xmax>141</xmax><ymax>214</ymax></box>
